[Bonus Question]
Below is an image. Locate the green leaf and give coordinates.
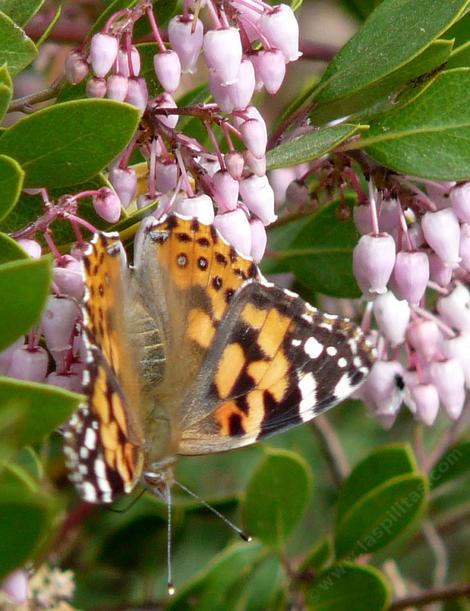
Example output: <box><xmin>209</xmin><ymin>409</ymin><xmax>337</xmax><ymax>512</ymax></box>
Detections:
<box><xmin>0</xmin><ymin>465</ymin><xmax>49</xmax><ymax>578</ymax></box>
<box><xmin>0</xmin><ymin>11</ymin><xmax>38</xmax><ymax>76</ymax></box>
<box><xmin>265</xmin><ymin>198</ymin><xmax>361</xmax><ymax>298</ymax></box>
<box><xmin>430</xmin><ymin>441</ymin><xmax>470</xmax><ymax>489</ymax></box>
<box><xmin>0</xmin><ymin>154</ymin><xmax>23</xmax><ymax>221</ymax></box>
<box><xmin>168</xmin><ymin>542</ymin><xmax>264</xmax><ymax>611</ymax></box>
<box><xmin>337</xmin><ymin>444</ymin><xmax>418</xmax><ymax>522</ymax></box>
<box><xmin>233</xmin><ymin>554</ymin><xmax>286</xmax><ymax>611</ymax></box>
<box><xmin>0</xmin><ymin>377</ymin><xmax>81</xmax><ymax>446</ymax></box>
<box><xmin>310</xmin><ymin>0</ymin><xmax>468</xmax><ymax>123</ymax></box>
<box><xmin>0</xmin><ymin>0</ymin><xmax>44</xmax><ymax>27</ymax></box>
<box><xmin>300</xmin><ymin>537</ymin><xmax>334</xmax><ymax>574</ymax></box>
<box><xmin>267</xmin><ymin>124</ymin><xmax>364</xmax><ymax>170</ymax></box>
<box><xmin>136</xmin><ymin>43</ymin><xmax>161</xmax><ymax>97</ymax></box>
<box><xmin>335</xmin><ymin>474</ymin><xmax>427</xmax><ymax>558</ymax></box>
<box><xmin>340</xmin><ymin>0</ymin><xmax>383</xmax><ymax>20</ymax></box>
<box><xmin>0</xmin><ymin>233</ymin><xmax>27</xmax><ymax>263</ymax></box>
<box><xmin>0</xmin><ymin>257</ymin><xmax>51</xmax><ymax>351</ymax></box>
<box><xmin>243</xmin><ymin>449</ymin><xmax>313</xmax><ymax>548</ymax></box>
<box><xmin>353</xmin><ymin>68</ymin><xmax>470</xmax><ymax>180</ymax></box>
<box><xmin>0</xmin><ymin>99</ymin><xmax>140</xmax><ymax>188</ymax></box>
<box><xmin>0</xmin><ymin>63</ymin><xmax>12</xmax><ymax>122</ymax></box>
<box><xmin>307</xmin><ymin>562</ymin><xmax>391</xmax><ymax>611</ymax></box>
<box><xmin>447</xmin><ymin>40</ymin><xmax>470</xmax><ymax>68</ymax></box>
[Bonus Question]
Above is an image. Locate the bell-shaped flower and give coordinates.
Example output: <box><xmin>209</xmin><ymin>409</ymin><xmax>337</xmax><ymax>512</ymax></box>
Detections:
<box><xmin>437</xmin><ymin>284</ymin><xmax>470</xmax><ymax>333</ymax></box>
<box><xmin>240</xmin><ymin>118</ymin><xmax>268</xmax><ymax>159</ymax></box>
<box><xmin>408</xmin><ymin>383</ymin><xmax>440</xmax><ymax>426</ymax></box>
<box><xmin>373</xmin><ymin>291</ymin><xmax>410</xmax><ymax>347</ymax></box>
<box><xmin>106</xmin><ymin>74</ymin><xmax>129</xmax><ymax>101</ymax></box>
<box><xmin>212</xmin><ymin>170</ymin><xmax>239</xmax><ymax>211</ymax></box>
<box><xmin>208</xmin><ymin>72</ymin><xmax>235</xmax><ymax>113</ymax></box>
<box><xmin>156</xmin><ymin>160</ymin><xmax>179</xmax><ymax>193</ymax></box>
<box><xmin>8</xmin><ymin>345</ymin><xmax>48</xmax><ymax>382</ymax></box>
<box><xmin>154</xmin><ymin>50</ymin><xmax>181</xmax><ymax>93</ymax></box>
<box><xmin>224</xmin><ymin>151</ymin><xmax>244</xmax><ymax>180</ymax></box>
<box><xmin>450</xmin><ymin>182</ymin><xmax>470</xmax><ymax>223</ymax></box>
<box><xmin>441</xmin><ymin>333</ymin><xmax>470</xmax><ymax>387</ymax></box>
<box><xmin>125</xmin><ymin>77</ymin><xmax>148</xmax><ymax>112</ymax></box>
<box><xmin>392</xmin><ymin>251</ymin><xmax>429</xmax><ymax>305</ymax></box>
<box><xmin>89</xmin><ymin>33</ymin><xmax>118</xmax><ymax>77</ymax></box>
<box><xmin>361</xmin><ymin>359</ymin><xmax>404</xmax><ymax>416</ymax></box>
<box><xmin>227</xmin><ymin>59</ymin><xmax>255</xmax><ymax>110</ymax></box>
<box><xmin>250</xmin><ymin>218</ymin><xmax>267</xmax><ymax>263</ymax></box>
<box><xmin>239</xmin><ymin>174</ymin><xmax>277</xmax><ymax>224</ymax></box>
<box><xmin>86</xmin><ymin>77</ymin><xmax>107</xmax><ymax>98</ymax></box>
<box><xmin>430</xmin><ymin>359</ymin><xmax>466</xmax><ymax>420</ymax></box>
<box><xmin>203</xmin><ymin>27</ymin><xmax>242</xmax><ymax>85</ymax></box>
<box><xmin>244</xmin><ymin>151</ymin><xmax>266</xmax><ymax>177</ymax></box>
<box><xmin>174</xmin><ymin>193</ymin><xmax>215</xmax><ymax>224</ymax></box>
<box><xmin>17</xmin><ymin>239</ymin><xmax>41</xmax><ymax>258</ymax></box>
<box><xmin>214</xmin><ymin>208</ymin><xmax>251</xmax><ymax>256</ymax></box>
<box><xmin>65</xmin><ymin>51</ymin><xmax>89</xmax><ymax>84</ymax></box>
<box><xmin>252</xmin><ymin>49</ymin><xmax>286</xmax><ymax>94</ymax></box>
<box><xmin>93</xmin><ymin>187</ymin><xmax>121</xmax><ymax>223</ymax></box>
<box><xmin>258</xmin><ymin>4</ymin><xmax>301</xmax><ymax>62</ymax></box>
<box><xmin>54</xmin><ymin>256</ymin><xmax>84</xmax><ymax>300</ymax></box>
<box><xmin>406</xmin><ymin>319</ymin><xmax>441</xmax><ymax>362</ymax></box>
<box><xmin>0</xmin><ymin>336</ymin><xmax>24</xmax><ymax>375</ymax></box>
<box><xmin>117</xmin><ymin>46</ymin><xmax>141</xmax><ymax>77</ymax></box>
<box><xmin>459</xmin><ymin>223</ymin><xmax>470</xmax><ymax>271</ymax></box>
<box><xmin>422</xmin><ymin>208</ymin><xmax>461</xmax><ymax>268</ymax></box>
<box><xmin>429</xmin><ymin>252</ymin><xmax>453</xmax><ymax>287</ymax></box>
<box><xmin>109</xmin><ymin>166</ymin><xmax>137</xmax><ymax>208</ymax></box>
<box><xmin>168</xmin><ymin>16</ymin><xmax>204</xmax><ymax>74</ymax></box>
<box><xmin>352</xmin><ymin>233</ymin><xmax>396</xmax><ymax>296</ymax></box>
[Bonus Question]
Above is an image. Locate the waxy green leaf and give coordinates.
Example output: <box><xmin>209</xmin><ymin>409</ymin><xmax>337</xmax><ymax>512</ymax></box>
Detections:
<box><xmin>0</xmin><ymin>11</ymin><xmax>37</xmax><ymax>75</ymax></box>
<box><xmin>0</xmin><ymin>154</ymin><xmax>24</xmax><ymax>221</ymax></box>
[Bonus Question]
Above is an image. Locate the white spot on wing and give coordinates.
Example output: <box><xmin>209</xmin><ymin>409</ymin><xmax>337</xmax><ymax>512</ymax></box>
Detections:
<box><xmin>334</xmin><ymin>374</ymin><xmax>352</xmax><ymax>399</ymax></box>
<box><xmin>292</xmin><ymin>339</ymin><xmax>302</xmax><ymax>347</ymax></box>
<box><xmin>304</xmin><ymin>337</ymin><xmax>323</xmax><ymax>359</ymax></box>
<box><xmin>81</xmin><ymin>481</ymin><xmax>98</xmax><ymax>503</ymax></box>
<box><xmin>338</xmin><ymin>357</ymin><xmax>348</xmax><ymax>368</ymax></box>
<box><xmin>84</xmin><ymin>427</ymin><xmax>97</xmax><ymax>450</ymax></box>
<box><xmin>326</xmin><ymin>346</ymin><xmax>338</xmax><ymax>356</ymax></box>
<box><xmin>298</xmin><ymin>372</ymin><xmax>317</xmax><ymax>421</ymax></box>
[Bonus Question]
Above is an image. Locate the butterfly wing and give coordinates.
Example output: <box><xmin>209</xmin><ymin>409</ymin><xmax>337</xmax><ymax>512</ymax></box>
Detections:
<box><xmin>178</xmin><ymin>281</ymin><xmax>375</xmax><ymax>453</ymax></box>
<box><xmin>64</xmin><ymin>233</ymin><xmax>145</xmax><ymax>503</ymax></box>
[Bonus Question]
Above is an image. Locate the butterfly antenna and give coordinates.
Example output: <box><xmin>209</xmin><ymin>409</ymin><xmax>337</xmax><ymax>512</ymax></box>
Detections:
<box><xmin>174</xmin><ymin>480</ymin><xmax>252</xmax><ymax>542</ymax></box>
<box><xmin>167</xmin><ymin>483</ymin><xmax>175</xmax><ymax>597</ymax></box>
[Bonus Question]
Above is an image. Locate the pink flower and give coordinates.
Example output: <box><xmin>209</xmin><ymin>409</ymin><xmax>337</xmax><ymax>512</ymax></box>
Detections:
<box><xmin>17</xmin><ymin>239</ymin><xmax>42</xmax><ymax>258</ymax></box>
<box><xmin>174</xmin><ymin>194</ymin><xmax>215</xmax><ymax>224</ymax></box>
<box><xmin>214</xmin><ymin>208</ymin><xmax>251</xmax><ymax>256</ymax></box>
<box><xmin>392</xmin><ymin>251</ymin><xmax>429</xmax><ymax>305</ymax></box>
<box><xmin>89</xmin><ymin>33</ymin><xmax>118</xmax><ymax>77</ymax></box>
<box><xmin>65</xmin><ymin>51</ymin><xmax>89</xmax><ymax>84</ymax></box>
<box><xmin>54</xmin><ymin>256</ymin><xmax>84</xmax><ymax>300</ymax></box>
<box><xmin>154</xmin><ymin>93</ymin><xmax>178</xmax><ymax>128</ymax></box>
<box><xmin>430</xmin><ymin>359</ymin><xmax>465</xmax><ymax>420</ymax></box>
<box><xmin>373</xmin><ymin>291</ymin><xmax>410</xmax><ymax>346</ymax></box>
<box><xmin>422</xmin><ymin>208</ymin><xmax>461</xmax><ymax>268</ymax></box>
<box><xmin>239</xmin><ymin>174</ymin><xmax>277</xmax><ymax>224</ymax></box>
<box><xmin>251</xmin><ymin>49</ymin><xmax>286</xmax><ymax>94</ymax></box>
<box><xmin>203</xmin><ymin>27</ymin><xmax>243</xmax><ymax>85</ymax></box>
<box><xmin>352</xmin><ymin>233</ymin><xmax>396</xmax><ymax>296</ymax></box>
<box><xmin>259</xmin><ymin>4</ymin><xmax>301</xmax><ymax>62</ymax></box>
<box><xmin>240</xmin><ymin>117</ymin><xmax>267</xmax><ymax>159</ymax></box>
<box><xmin>212</xmin><ymin>170</ymin><xmax>239</xmax><ymax>211</ymax></box>
<box><xmin>117</xmin><ymin>46</ymin><xmax>141</xmax><ymax>77</ymax></box>
<box><xmin>406</xmin><ymin>319</ymin><xmax>441</xmax><ymax>362</ymax></box>
<box><xmin>109</xmin><ymin>166</ymin><xmax>137</xmax><ymax>208</ymax></box>
<box><xmin>450</xmin><ymin>182</ymin><xmax>470</xmax><ymax>222</ymax></box>
<box><xmin>168</xmin><ymin>16</ymin><xmax>204</xmax><ymax>74</ymax></box>
<box><xmin>155</xmin><ymin>161</ymin><xmax>179</xmax><ymax>193</ymax></box>
<box><xmin>154</xmin><ymin>50</ymin><xmax>182</xmax><ymax>93</ymax></box>
<box><xmin>106</xmin><ymin>74</ymin><xmax>129</xmax><ymax>101</ymax></box>
<box><xmin>244</xmin><ymin>151</ymin><xmax>266</xmax><ymax>177</ymax></box>
<box><xmin>224</xmin><ymin>151</ymin><xmax>244</xmax><ymax>180</ymax></box>
<box><xmin>250</xmin><ymin>218</ymin><xmax>267</xmax><ymax>263</ymax></box>
<box><xmin>125</xmin><ymin>77</ymin><xmax>148</xmax><ymax>112</ymax></box>
<box><xmin>86</xmin><ymin>77</ymin><xmax>107</xmax><ymax>98</ymax></box>
<box><xmin>93</xmin><ymin>187</ymin><xmax>121</xmax><ymax>223</ymax></box>
<box><xmin>408</xmin><ymin>384</ymin><xmax>440</xmax><ymax>426</ymax></box>
<box><xmin>227</xmin><ymin>59</ymin><xmax>256</xmax><ymax>110</ymax></box>
<box><xmin>8</xmin><ymin>345</ymin><xmax>49</xmax><ymax>382</ymax></box>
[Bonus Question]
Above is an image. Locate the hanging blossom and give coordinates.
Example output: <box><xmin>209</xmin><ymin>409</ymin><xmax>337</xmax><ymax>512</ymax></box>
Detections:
<box><xmin>1</xmin><ymin>0</ymin><xmax>302</xmax><ymax>391</ymax></box>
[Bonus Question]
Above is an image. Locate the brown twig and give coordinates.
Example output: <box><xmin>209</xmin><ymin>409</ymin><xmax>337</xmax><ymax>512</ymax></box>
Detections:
<box><xmin>8</xmin><ymin>75</ymin><xmax>65</xmax><ymax>113</ymax></box>
<box><xmin>311</xmin><ymin>415</ymin><xmax>350</xmax><ymax>488</ymax></box>
<box><xmin>389</xmin><ymin>582</ymin><xmax>470</xmax><ymax>609</ymax></box>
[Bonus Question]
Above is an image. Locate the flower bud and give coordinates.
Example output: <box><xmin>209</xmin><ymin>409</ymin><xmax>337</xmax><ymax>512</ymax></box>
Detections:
<box><xmin>208</xmin><ymin>72</ymin><xmax>234</xmax><ymax>112</ymax></box>
<box><xmin>459</xmin><ymin>223</ymin><xmax>470</xmax><ymax>271</ymax></box>
<box><xmin>117</xmin><ymin>45</ymin><xmax>141</xmax><ymax>77</ymax></box>
<box><xmin>250</xmin><ymin>218</ymin><xmax>267</xmax><ymax>263</ymax></box>
<box><xmin>125</xmin><ymin>77</ymin><xmax>148</xmax><ymax>112</ymax></box>
<box><xmin>422</xmin><ymin>208</ymin><xmax>461</xmax><ymax>268</ymax></box>
<box><xmin>392</xmin><ymin>251</ymin><xmax>429</xmax><ymax>305</ymax></box>
<box><xmin>212</xmin><ymin>170</ymin><xmax>239</xmax><ymax>211</ymax></box>
<box><xmin>353</xmin><ymin>205</ymin><xmax>373</xmax><ymax>235</ymax></box>
<box><xmin>408</xmin><ymin>384</ymin><xmax>440</xmax><ymax>426</ymax></box>
<box><xmin>154</xmin><ymin>92</ymin><xmax>178</xmax><ymax>128</ymax></box>
<box><xmin>109</xmin><ymin>166</ymin><xmax>137</xmax><ymax>208</ymax></box>
<box><xmin>373</xmin><ymin>291</ymin><xmax>410</xmax><ymax>346</ymax></box>
<box><xmin>239</xmin><ymin>174</ymin><xmax>277</xmax><ymax>224</ymax></box>
<box><xmin>156</xmin><ymin>161</ymin><xmax>179</xmax><ymax>193</ymax></box>
<box><xmin>240</xmin><ymin>118</ymin><xmax>268</xmax><ymax>159</ymax></box>
<box><xmin>437</xmin><ymin>285</ymin><xmax>470</xmax><ymax>333</ymax></box>
<box><xmin>406</xmin><ymin>319</ymin><xmax>441</xmax><ymax>362</ymax></box>
<box><xmin>361</xmin><ymin>360</ymin><xmax>404</xmax><ymax>415</ymax></box>
<box><xmin>224</xmin><ymin>151</ymin><xmax>244</xmax><ymax>180</ymax></box>
<box><xmin>227</xmin><ymin>58</ymin><xmax>255</xmax><ymax>110</ymax></box>
<box><xmin>352</xmin><ymin>233</ymin><xmax>396</xmax><ymax>296</ymax></box>
<box><xmin>168</xmin><ymin>16</ymin><xmax>204</xmax><ymax>74</ymax></box>
<box><xmin>93</xmin><ymin>187</ymin><xmax>121</xmax><ymax>223</ymax></box>
<box><xmin>429</xmin><ymin>252</ymin><xmax>453</xmax><ymax>287</ymax></box>
<box><xmin>54</xmin><ymin>256</ymin><xmax>84</xmax><ymax>299</ymax></box>
<box><xmin>214</xmin><ymin>208</ymin><xmax>251</xmax><ymax>256</ymax></box>
<box><xmin>408</xmin><ymin>222</ymin><xmax>425</xmax><ymax>249</ymax></box>
<box><xmin>0</xmin><ymin>336</ymin><xmax>24</xmax><ymax>375</ymax></box>
<box><xmin>89</xmin><ymin>33</ymin><xmax>118</xmax><ymax>77</ymax></box>
<box><xmin>430</xmin><ymin>359</ymin><xmax>465</xmax><ymax>420</ymax></box>
<box><xmin>252</xmin><ymin>49</ymin><xmax>286</xmax><ymax>94</ymax></box>
<box><xmin>203</xmin><ymin>27</ymin><xmax>242</xmax><ymax>85</ymax></box>
<box><xmin>450</xmin><ymin>182</ymin><xmax>470</xmax><ymax>223</ymax></box>
<box><xmin>106</xmin><ymin>74</ymin><xmax>129</xmax><ymax>101</ymax></box>
<box><xmin>174</xmin><ymin>194</ymin><xmax>215</xmax><ymax>224</ymax></box>
<box><xmin>86</xmin><ymin>77</ymin><xmax>107</xmax><ymax>98</ymax></box>
<box><xmin>259</xmin><ymin>4</ymin><xmax>301</xmax><ymax>62</ymax></box>
<box><xmin>8</xmin><ymin>346</ymin><xmax>48</xmax><ymax>382</ymax></box>
<box><xmin>198</xmin><ymin>156</ymin><xmax>221</xmax><ymax>177</ymax></box>
<box><xmin>244</xmin><ymin>151</ymin><xmax>266</xmax><ymax>177</ymax></box>
<box><xmin>17</xmin><ymin>239</ymin><xmax>41</xmax><ymax>258</ymax></box>
<box><xmin>65</xmin><ymin>51</ymin><xmax>89</xmax><ymax>84</ymax></box>
<box><xmin>154</xmin><ymin>50</ymin><xmax>182</xmax><ymax>93</ymax></box>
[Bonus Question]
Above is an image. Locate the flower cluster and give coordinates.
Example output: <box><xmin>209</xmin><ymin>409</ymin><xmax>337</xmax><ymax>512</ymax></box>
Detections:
<box><xmin>350</xmin><ymin>180</ymin><xmax>470</xmax><ymax>427</ymax></box>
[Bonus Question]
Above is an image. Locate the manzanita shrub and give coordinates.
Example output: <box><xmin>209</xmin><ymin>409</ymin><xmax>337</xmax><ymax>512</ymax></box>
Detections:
<box><xmin>0</xmin><ymin>0</ymin><xmax>469</xmax><ymax>608</ymax></box>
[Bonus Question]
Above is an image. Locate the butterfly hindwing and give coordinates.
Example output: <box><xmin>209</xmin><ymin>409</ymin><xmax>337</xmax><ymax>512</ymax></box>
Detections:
<box><xmin>64</xmin><ymin>234</ymin><xmax>144</xmax><ymax>503</ymax></box>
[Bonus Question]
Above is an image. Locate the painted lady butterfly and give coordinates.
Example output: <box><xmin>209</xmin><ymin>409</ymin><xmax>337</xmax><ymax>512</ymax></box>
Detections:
<box><xmin>64</xmin><ymin>213</ymin><xmax>375</xmax><ymax>504</ymax></box>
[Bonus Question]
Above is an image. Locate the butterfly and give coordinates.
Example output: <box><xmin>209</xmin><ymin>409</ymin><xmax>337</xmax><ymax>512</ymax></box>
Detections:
<box><xmin>64</xmin><ymin>213</ymin><xmax>375</xmax><ymax>504</ymax></box>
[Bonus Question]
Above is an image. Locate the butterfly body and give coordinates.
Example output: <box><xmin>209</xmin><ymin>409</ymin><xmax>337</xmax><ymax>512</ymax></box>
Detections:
<box><xmin>64</xmin><ymin>213</ymin><xmax>375</xmax><ymax>504</ymax></box>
